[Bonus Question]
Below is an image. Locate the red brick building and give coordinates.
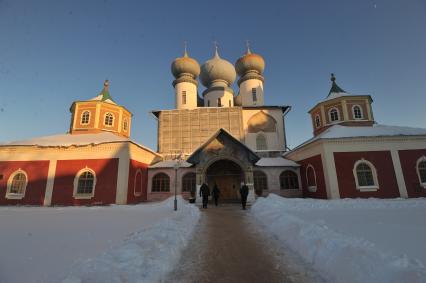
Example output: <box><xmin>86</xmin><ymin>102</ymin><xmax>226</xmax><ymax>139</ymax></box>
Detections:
<box><xmin>285</xmin><ymin>75</ymin><xmax>426</xmax><ymax>199</ymax></box>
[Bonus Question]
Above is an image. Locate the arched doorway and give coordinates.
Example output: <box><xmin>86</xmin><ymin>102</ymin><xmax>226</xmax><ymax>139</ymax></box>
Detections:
<box><xmin>205</xmin><ymin>159</ymin><xmax>243</xmax><ymax>201</ymax></box>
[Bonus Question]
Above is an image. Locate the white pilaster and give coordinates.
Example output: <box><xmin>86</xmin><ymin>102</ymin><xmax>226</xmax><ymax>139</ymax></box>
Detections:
<box><xmin>115</xmin><ymin>146</ymin><xmax>130</xmax><ymax>204</ymax></box>
<box><xmin>323</xmin><ymin>146</ymin><xmax>341</xmax><ymax>199</ymax></box>
<box><xmin>390</xmin><ymin>150</ymin><xmax>408</xmax><ymax>198</ymax></box>
<box><xmin>43</xmin><ymin>159</ymin><xmax>57</xmax><ymax>206</ymax></box>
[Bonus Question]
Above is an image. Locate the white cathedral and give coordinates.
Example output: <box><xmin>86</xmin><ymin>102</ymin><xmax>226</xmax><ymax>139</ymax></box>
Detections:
<box><xmin>149</xmin><ymin>46</ymin><xmax>299</xmax><ymax>203</ymax></box>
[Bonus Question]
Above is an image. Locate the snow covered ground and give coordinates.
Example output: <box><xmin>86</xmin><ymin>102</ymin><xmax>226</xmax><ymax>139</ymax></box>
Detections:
<box><xmin>251</xmin><ymin>194</ymin><xmax>426</xmax><ymax>283</ymax></box>
<box><xmin>0</xmin><ymin>197</ymin><xmax>200</xmax><ymax>283</ymax></box>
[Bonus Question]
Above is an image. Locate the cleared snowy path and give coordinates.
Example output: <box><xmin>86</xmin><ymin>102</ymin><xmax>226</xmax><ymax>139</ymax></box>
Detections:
<box><xmin>166</xmin><ymin>204</ymin><xmax>322</xmax><ymax>283</ymax></box>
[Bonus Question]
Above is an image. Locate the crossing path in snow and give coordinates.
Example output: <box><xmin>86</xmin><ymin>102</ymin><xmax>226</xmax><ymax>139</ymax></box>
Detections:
<box><xmin>166</xmin><ymin>204</ymin><xmax>322</xmax><ymax>283</ymax></box>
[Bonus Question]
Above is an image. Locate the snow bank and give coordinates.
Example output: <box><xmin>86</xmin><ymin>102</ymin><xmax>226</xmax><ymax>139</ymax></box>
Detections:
<box><xmin>251</xmin><ymin>194</ymin><xmax>426</xmax><ymax>283</ymax></box>
<box><xmin>63</xmin><ymin>197</ymin><xmax>200</xmax><ymax>283</ymax></box>
<box><xmin>0</xmin><ymin>197</ymin><xmax>199</xmax><ymax>283</ymax></box>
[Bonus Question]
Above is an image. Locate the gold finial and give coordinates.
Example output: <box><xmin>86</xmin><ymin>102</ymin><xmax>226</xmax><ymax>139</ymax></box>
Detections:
<box><xmin>213</xmin><ymin>40</ymin><xmax>219</xmax><ymax>57</ymax></box>
<box><xmin>245</xmin><ymin>40</ymin><xmax>252</xmax><ymax>54</ymax></box>
<box><xmin>103</xmin><ymin>79</ymin><xmax>109</xmax><ymax>90</ymax></box>
<box><xmin>331</xmin><ymin>73</ymin><xmax>336</xmax><ymax>82</ymax></box>
<box><xmin>183</xmin><ymin>41</ymin><xmax>188</xmax><ymax>57</ymax></box>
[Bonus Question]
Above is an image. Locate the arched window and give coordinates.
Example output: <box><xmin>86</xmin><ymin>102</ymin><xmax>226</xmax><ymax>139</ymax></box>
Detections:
<box><xmin>6</xmin><ymin>170</ymin><xmax>28</xmax><ymax>198</ymax></box>
<box><xmin>252</xmin><ymin>88</ymin><xmax>257</xmax><ymax>102</ymax></box>
<box><xmin>229</xmin><ymin>100</ymin><xmax>231</xmax><ymax>107</ymax></box>
<box><xmin>123</xmin><ymin>119</ymin><xmax>128</xmax><ymax>131</ymax></box>
<box><xmin>416</xmin><ymin>157</ymin><xmax>426</xmax><ymax>187</ymax></box>
<box><xmin>74</xmin><ymin>169</ymin><xmax>96</xmax><ymax>198</ymax></box>
<box><xmin>353</xmin><ymin>160</ymin><xmax>378</xmax><ymax>191</ymax></box>
<box><xmin>81</xmin><ymin>111</ymin><xmax>90</xmax><ymax>125</ymax></box>
<box><xmin>256</xmin><ymin>134</ymin><xmax>267</xmax><ymax>150</ymax></box>
<box><xmin>352</xmin><ymin>105</ymin><xmax>363</xmax><ymax>119</ymax></box>
<box><xmin>182</xmin><ymin>173</ymin><xmax>196</xmax><ymax>196</ymax></box>
<box><xmin>182</xmin><ymin>91</ymin><xmax>187</xmax><ymax>105</ymax></box>
<box><xmin>329</xmin><ymin>108</ymin><xmax>339</xmax><ymax>122</ymax></box>
<box><xmin>253</xmin><ymin>171</ymin><xmax>267</xmax><ymax>196</ymax></box>
<box><xmin>152</xmin><ymin>173</ymin><xmax>170</xmax><ymax>192</ymax></box>
<box><xmin>280</xmin><ymin>171</ymin><xmax>299</xmax><ymax>190</ymax></box>
<box><xmin>217</xmin><ymin>98</ymin><xmax>222</xmax><ymax>107</ymax></box>
<box><xmin>315</xmin><ymin>115</ymin><xmax>321</xmax><ymax>128</ymax></box>
<box><xmin>134</xmin><ymin>169</ymin><xmax>143</xmax><ymax>196</ymax></box>
<box><xmin>104</xmin><ymin>113</ymin><xmax>114</xmax><ymax>126</ymax></box>
<box><xmin>306</xmin><ymin>165</ymin><xmax>317</xmax><ymax>192</ymax></box>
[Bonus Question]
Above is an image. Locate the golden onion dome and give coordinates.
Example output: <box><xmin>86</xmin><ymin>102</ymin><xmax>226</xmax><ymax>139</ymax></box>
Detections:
<box><xmin>171</xmin><ymin>50</ymin><xmax>201</xmax><ymax>79</ymax></box>
<box><xmin>235</xmin><ymin>47</ymin><xmax>265</xmax><ymax>76</ymax></box>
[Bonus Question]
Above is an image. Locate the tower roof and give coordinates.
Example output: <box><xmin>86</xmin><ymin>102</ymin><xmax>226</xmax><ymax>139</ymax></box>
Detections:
<box><xmin>328</xmin><ymin>73</ymin><xmax>346</xmax><ymax>96</ymax></box>
<box><xmin>90</xmin><ymin>80</ymin><xmax>117</xmax><ymax>104</ymax></box>
<box><xmin>200</xmin><ymin>45</ymin><xmax>236</xmax><ymax>87</ymax></box>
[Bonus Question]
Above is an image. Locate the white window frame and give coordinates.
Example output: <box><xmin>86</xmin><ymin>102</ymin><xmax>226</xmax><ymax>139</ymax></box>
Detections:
<box><xmin>416</xmin><ymin>156</ymin><xmax>426</xmax><ymax>189</ymax></box>
<box><xmin>328</xmin><ymin>107</ymin><xmax>340</xmax><ymax>123</ymax></box>
<box><xmin>104</xmin><ymin>112</ymin><xmax>114</xmax><ymax>127</ymax></box>
<box><xmin>353</xmin><ymin>159</ymin><xmax>379</xmax><ymax>192</ymax></box>
<box><xmin>315</xmin><ymin>114</ymin><xmax>321</xmax><ymax>128</ymax></box>
<box><xmin>73</xmin><ymin>167</ymin><xmax>97</xmax><ymax>199</ymax></box>
<box><xmin>134</xmin><ymin>169</ymin><xmax>143</xmax><ymax>196</ymax></box>
<box><xmin>352</xmin><ymin>105</ymin><xmax>363</xmax><ymax>120</ymax></box>
<box><xmin>80</xmin><ymin>111</ymin><xmax>90</xmax><ymax>125</ymax></box>
<box><xmin>6</xmin><ymin>169</ymin><xmax>28</xmax><ymax>199</ymax></box>
<box><xmin>306</xmin><ymin>164</ymin><xmax>317</xmax><ymax>192</ymax></box>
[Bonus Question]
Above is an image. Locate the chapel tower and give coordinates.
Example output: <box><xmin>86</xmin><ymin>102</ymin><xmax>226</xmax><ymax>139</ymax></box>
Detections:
<box><xmin>235</xmin><ymin>45</ymin><xmax>265</xmax><ymax>106</ymax></box>
<box><xmin>171</xmin><ymin>47</ymin><xmax>201</xmax><ymax>110</ymax></box>
<box><xmin>200</xmin><ymin>47</ymin><xmax>236</xmax><ymax>107</ymax></box>
<box><xmin>308</xmin><ymin>74</ymin><xmax>375</xmax><ymax>136</ymax></box>
<box><xmin>69</xmin><ymin>80</ymin><xmax>132</xmax><ymax>137</ymax></box>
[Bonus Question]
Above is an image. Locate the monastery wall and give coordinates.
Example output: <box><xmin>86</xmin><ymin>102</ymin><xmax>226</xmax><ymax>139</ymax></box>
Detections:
<box><xmin>0</xmin><ymin>160</ymin><xmax>49</xmax><ymax>205</ymax></box>
<box><xmin>398</xmin><ymin>149</ymin><xmax>426</xmax><ymax>198</ymax></box>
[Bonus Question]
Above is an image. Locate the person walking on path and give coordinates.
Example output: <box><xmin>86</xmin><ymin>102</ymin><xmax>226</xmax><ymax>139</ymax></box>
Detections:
<box><xmin>212</xmin><ymin>183</ymin><xmax>220</xmax><ymax>206</ymax></box>
<box><xmin>200</xmin><ymin>183</ymin><xmax>210</xmax><ymax>208</ymax></box>
<box><xmin>240</xmin><ymin>182</ymin><xmax>249</xmax><ymax>210</ymax></box>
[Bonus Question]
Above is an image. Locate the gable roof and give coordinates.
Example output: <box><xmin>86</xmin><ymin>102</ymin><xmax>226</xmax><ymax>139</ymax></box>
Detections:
<box><xmin>187</xmin><ymin>128</ymin><xmax>259</xmax><ymax>164</ymax></box>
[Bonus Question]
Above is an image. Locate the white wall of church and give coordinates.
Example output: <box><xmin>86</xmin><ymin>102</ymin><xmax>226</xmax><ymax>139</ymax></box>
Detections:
<box><xmin>239</xmin><ymin>79</ymin><xmax>264</xmax><ymax>106</ymax></box>
<box><xmin>175</xmin><ymin>82</ymin><xmax>198</xmax><ymax>109</ymax></box>
<box><xmin>242</xmin><ymin>109</ymin><xmax>285</xmax><ymax>151</ymax></box>
<box><xmin>204</xmin><ymin>90</ymin><xmax>234</xmax><ymax>107</ymax></box>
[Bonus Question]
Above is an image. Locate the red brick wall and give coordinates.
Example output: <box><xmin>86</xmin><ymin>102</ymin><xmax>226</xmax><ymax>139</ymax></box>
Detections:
<box><xmin>0</xmin><ymin>160</ymin><xmax>49</xmax><ymax>205</ymax></box>
<box><xmin>51</xmin><ymin>158</ymin><xmax>118</xmax><ymax>205</ymax></box>
<box><xmin>334</xmin><ymin>151</ymin><xmax>400</xmax><ymax>198</ymax></box>
<box><xmin>298</xmin><ymin>155</ymin><xmax>328</xmax><ymax>198</ymax></box>
<box><xmin>398</xmin><ymin>149</ymin><xmax>426</xmax><ymax>197</ymax></box>
<box><xmin>127</xmin><ymin>159</ymin><xmax>149</xmax><ymax>204</ymax></box>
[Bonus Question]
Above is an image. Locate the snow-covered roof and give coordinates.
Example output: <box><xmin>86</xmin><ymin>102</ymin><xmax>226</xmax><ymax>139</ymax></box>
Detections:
<box><xmin>0</xmin><ymin>132</ymin><xmax>160</xmax><ymax>156</ymax></box>
<box><xmin>255</xmin><ymin>157</ymin><xmax>299</xmax><ymax>167</ymax></box>
<box><xmin>0</xmin><ymin>132</ymin><xmax>128</xmax><ymax>147</ymax></box>
<box><xmin>149</xmin><ymin>160</ymin><xmax>192</xmax><ymax>168</ymax></box>
<box><xmin>90</xmin><ymin>94</ymin><xmax>117</xmax><ymax>105</ymax></box>
<box><xmin>289</xmin><ymin>124</ymin><xmax>426</xmax><ymax>153</ymax></box>
<box><xmin>320</xmin><ymin>124</ymin><xmax>426</xmax><ymax>139</ymax></box>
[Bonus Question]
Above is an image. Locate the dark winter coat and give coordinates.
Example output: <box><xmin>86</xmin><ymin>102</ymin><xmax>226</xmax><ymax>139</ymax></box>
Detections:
<box><xmin>212</xmin><ymin>185</ymin><xmax>220</xmax><ymax>198</ymax></box>
<box><xmin>240</xmin><ymin>185</ymin><xmax>249</xmax><ymax>198</ymax></box>
<box><xmin>200</xmin><ymin>183</ymin><xmax>210</xmax><ymax>197</ymax></box>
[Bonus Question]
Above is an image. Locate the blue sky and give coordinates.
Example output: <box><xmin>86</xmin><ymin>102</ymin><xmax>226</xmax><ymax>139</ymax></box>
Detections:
<box><xmin>0</xmin><ymin>0</ymin><xmax>425</xmax><ymax>150</ymax></box>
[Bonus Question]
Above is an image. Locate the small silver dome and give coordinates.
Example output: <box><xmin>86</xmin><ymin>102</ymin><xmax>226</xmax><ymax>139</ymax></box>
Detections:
<box><xmin>171</xmin><ymin>50</ymin><xmax>200</xmax><ymax>79</ymax></box>
<box><xmin>200</xmin><ymin>49</ymin><xmax>236</xmax><ymax>87</ymax></box>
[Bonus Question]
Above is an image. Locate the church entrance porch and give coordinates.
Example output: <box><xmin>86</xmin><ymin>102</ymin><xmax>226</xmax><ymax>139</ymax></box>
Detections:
<box><xmin>205</xmin><ymin>159</ymin><xmax>243</xmax><ymax>202</ymax></box>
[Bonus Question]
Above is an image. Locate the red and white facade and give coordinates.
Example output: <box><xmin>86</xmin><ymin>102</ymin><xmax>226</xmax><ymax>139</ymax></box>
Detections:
<box><xmin>285</xmin><ymin>74</ymin><xmax>426</xmax><ymax>199</ymax></box>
